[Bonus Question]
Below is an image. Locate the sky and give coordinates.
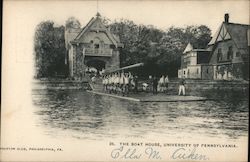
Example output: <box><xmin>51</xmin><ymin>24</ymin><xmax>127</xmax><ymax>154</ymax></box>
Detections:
<box><xmin>2</xmin><ymin>0</ymin><xmax>249</xmax><ymax>64</ymax></box>
<box><xmin>4</xmin><ymin>0</ymin><xmax>249</xmax><ymax>34</ymax></box>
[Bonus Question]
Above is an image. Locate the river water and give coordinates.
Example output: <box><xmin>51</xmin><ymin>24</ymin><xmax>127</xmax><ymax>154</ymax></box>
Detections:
<box><xmin>32</xmin><ymin>89</ymin><xmax>248</xmax><ymax>141</ymax></box>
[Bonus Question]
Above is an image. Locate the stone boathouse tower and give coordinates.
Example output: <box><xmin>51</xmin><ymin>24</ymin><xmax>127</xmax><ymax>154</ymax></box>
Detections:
<box><xmin>65</xmin><ymin>13</ymin><xmax>123</xmax><ymax>79</ymax></box>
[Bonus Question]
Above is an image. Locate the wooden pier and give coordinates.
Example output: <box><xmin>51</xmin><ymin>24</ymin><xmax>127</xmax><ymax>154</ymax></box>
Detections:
<box><xmin>87</xmin><ymin>90</ymin><xmax>207</xmax><ymax>102</ymax></box>
<box><xmin>87</xmin><ymin>90</ymin><xmax>140</xmax><ymax>102</ymax></box>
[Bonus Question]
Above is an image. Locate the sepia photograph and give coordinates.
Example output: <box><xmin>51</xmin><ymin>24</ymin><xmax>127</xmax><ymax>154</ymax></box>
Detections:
<box><xmin>1</xmin><ymin>0</ymin><xmax>249</xmax><ymax>161</ymax></box>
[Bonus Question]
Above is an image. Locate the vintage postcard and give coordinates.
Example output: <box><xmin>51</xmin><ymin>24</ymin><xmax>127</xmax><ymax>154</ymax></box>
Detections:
<box><xmin>1</xmin><ymin>0</ymin><xmax>249</xmax><ymax>161</ymax></box>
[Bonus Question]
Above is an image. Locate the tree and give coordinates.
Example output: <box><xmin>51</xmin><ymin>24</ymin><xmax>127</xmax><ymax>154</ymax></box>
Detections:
<box><xmin>34</xmin><ymin>21</ymin><xmax>67</xmax><ymax>78</ymax></box>
<box><xmin>108</xmin><ymin>20</ymin><xmax>212</xmax><ymax>77</ymax></box>
<box><xmin>65</xmin><ymin>17</ymin><xmax>81</xmax><ymax>29</ymax></box>
<box><xmin>109</xmin><ymin>19</ymin><xmax>141</xmax><ymax>66</ymax></box>
<box><xmin>34</xmin><ymin>17</ymin><xmax>212</xmax><ymax>78</ymax></box>
<box><xmin>195</xmin><ymin>25</ymin><xmax>212</xmax><ymax>48</ymax></box>
<box><xmin>155</xmin><ymin>25</ymin><xmax>211</xmax><ymax>77</ymax></box>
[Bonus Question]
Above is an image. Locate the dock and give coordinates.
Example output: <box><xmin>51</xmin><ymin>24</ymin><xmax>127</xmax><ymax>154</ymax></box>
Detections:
<box><xmin>138</xmin><ymin>95</ymin><xmax>206</xmax><ymax>102</ymax></box>
<box><xmin>87</xmin><ymin>90</ymin><xmax>207</xmax><ymax>102</ymax></box>
<box><xmin>87</xmin><ymin>90</ymin><xmax>140</xmax><ymax>102</ymax></box>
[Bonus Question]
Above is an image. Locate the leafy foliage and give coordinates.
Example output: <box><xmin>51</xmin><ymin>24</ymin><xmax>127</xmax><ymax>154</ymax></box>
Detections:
<box><xmin>34</xmin><ymin>17</ymin><xmax>212</xmax><ymax>78</ymax></box>
<box><xmin>108</xmin><ymin>20</ymin><xmax>212</xmax><ymax>77</ymax></box>
<box><xmin>34</xmin><ymin>21</ymin><xmax>67</xmax><ymax>78</ymax></box>
<box><xmin>65</xmin><ymin>17</ymin><xmax>81</xmax><ymax>29</ymax></box>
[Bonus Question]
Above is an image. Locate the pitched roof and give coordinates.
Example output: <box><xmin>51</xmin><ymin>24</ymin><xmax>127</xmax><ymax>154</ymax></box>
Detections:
<box><xmin>208</xmin><ymin>24</ymin><xmax>223</xmax><ymax>46</ymax></box>
<box><xmin>183</xmin><ymin>43</ymin><xmax>193</xmax><ymax>54</ymax></box>
<box><xmin>226</xmin><ymin>23</ymin><xmax>250</xmax><ymax>49</ymax></box>
<box><xmin>72</xmin><ymin>14</ymin><xmax>122</xmax><ymax>47</ymax></box>
<box><xmin>208</xmin><ymin>22</ymin><xmax>250</xmax><ymax>50</ymax></box>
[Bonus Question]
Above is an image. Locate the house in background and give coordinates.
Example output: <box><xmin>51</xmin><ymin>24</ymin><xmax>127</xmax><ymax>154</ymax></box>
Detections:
<box><xmin>179</xmin><ymin>14</ymin><xmax>250</xmax><ymax>80</ymax></box>
<box><xmin>178</xmin><ymin>43</ymin><xmax>212</xmax><ymax>79</ymax></box>
<box><xmin>208</xmin><ymin>13</ymin><xmax>249</xmax><ymax>80</ymax></box>
<box><xmin>65</xmin><ymin>13</ymin><xmax>123</xmax><ymax>79</ymax></box>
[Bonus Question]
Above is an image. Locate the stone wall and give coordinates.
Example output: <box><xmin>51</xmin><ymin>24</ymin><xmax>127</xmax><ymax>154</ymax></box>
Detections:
<box><xmin>32</xmin><ymin>80</ymin><xmax>91</xmax><ymax>90</ymax></box>
<box><xmin>186</xmin><ymin>65</ymin><xmax>201</xmax><ymax>79</ymax></box>
<box><xmin>74</xmin><ymin>44</ymin><xmax>86</xmax><ymax>78</ymax></box>
<box><xmin>161</xmin><ymin>80</ymin><xmax>249</xmax><ymax>99</ymax></box>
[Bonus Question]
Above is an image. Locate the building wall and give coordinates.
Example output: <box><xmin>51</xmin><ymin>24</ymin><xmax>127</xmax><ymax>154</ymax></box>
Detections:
<box><xmin>214</xmin><ymin>64</ymin><xmax>233</xmax><ymax>80</ymax></box>
<box><xmin>179</xmin><ymin>65</ymin><xmax>214</xmax><ymax>80</ymax></box>
<box><xmin>78</xmin><ymin>32</ymin><xmax>113</xmax><ymax>44</ymax></box>
<box><xmin>187</xmin><ymin>51</ymin><xmax>197</xmax><ymax>65</ymax></box>
<box><xmin>69</xmin><ymin>32</ymin><xmax>121</xmax><ymax>79</ymax></box>
<box><xmin>108</xmin><ymin>49</ymin><xmax>120</xmax><ymax>70</ymax></box>
<box><xmin>182</xmin><ymin>51</ymin><xmax>197</xmax><ymax>68</ymax></box>
<box><xmin>178</xmin><ymin>69</ymin><xmax>183</xmax><ymax>78</ymax></box>
<box><xmin>186</xmin><ymin>65</ymin><xmax>201</xmax><ymax>79</ymax></box>
<box><xmin>66</xmin><ymin>16</ymin><xmax>122</xmax><ymax>79</ymax></box>
<box><xmin>68</xmin><ymin>45</ymin><xmax>76</xmax><ymax>77</ymax></box>
<box><xmin>178</xmin><ymin>65</ymin><xmax>201</xmax><ymax>79</ymax></box>
<box><xmin>181</xmin><ymin>55</ymin><xmax>187</xmax><ymax>69</ymax></box>
<box><xmin>70</xmin><ymin>43</ymin><xmax>120</xmax><ymax>79</ymax></box>
<box><xmin>209</xmin><ymin>40</ymin><xmax>242</xmax><ymax>64</ymax></box>
<box><xmin>201</xmin><ymin>65</ymin><xmax>214</xmax><ymax>80</ymax></box>
<box><xmin>178</xmin><ymin>68</ymin><xmax>187</xmax><ymax>78</ymax></box>
<box><xmin>208</xmin><ymin>39</ymin><xmax>248</xmax><ymax>80</ymax></box>
<box><xmin>179</xmin><ymin>51</ymin><xmax>202</xmax><ymax>79</ymax></box>
<box><xmin>197</xmin><ymin>51</ymin><xmax>210</xmax><ymax>64</ymax></box>
<box><xmin>74</xmin><ymin>44</ymin><xmax>86</xmax><ymax>78</ymax></box>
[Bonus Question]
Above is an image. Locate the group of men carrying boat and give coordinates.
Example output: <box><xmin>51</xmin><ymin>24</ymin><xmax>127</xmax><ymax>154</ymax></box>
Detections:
<box><xmin>89</xmin><ymin>62</ymin><xmax>186</xmax><ymax>96</ymax></box>
<box><xmin>102</xmin><ymin>72</ymin><xmax>138</xmax><ymax>96</ymax></box>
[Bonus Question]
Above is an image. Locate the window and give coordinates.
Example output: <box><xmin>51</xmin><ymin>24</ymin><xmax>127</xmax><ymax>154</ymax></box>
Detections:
<box><xmin>217</xmin><ymin>48</ymin><xmax>222</xmax><ymax>62</ymax></box>
<box><xmin>207</xmin><ymin>69</ymin><xmax>209</xmax><ymax>74</ymax></box>
<box><xmin>197</xmin><ymin>68</ymin><xmax>199</xmax><ymax>74</ymax></box>
<box><xmin>236</xmin><ymin>52</ymin><xmax>241</xmax><ymax>57</ymax></box>
<box><xmin>227</xmin><ymin>46</ymin><xmax>233</xmax><ymax>60</ymax></box>
<box><xmin>184</xmin><ymin>71</ymin><xmax>186</xmax><ymax>75</ymax></box>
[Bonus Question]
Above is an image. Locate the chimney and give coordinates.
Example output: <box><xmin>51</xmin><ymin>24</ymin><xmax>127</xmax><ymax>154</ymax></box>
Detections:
<box><xmin>224</xmin><ymin>13</ymin><xmax>229</xmax><ymax>23</ymax></box>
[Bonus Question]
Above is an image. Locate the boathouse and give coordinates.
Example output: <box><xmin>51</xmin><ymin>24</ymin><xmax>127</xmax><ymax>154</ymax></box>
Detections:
<box><xmin>65</xmin><ymin>13</ymin><xmax>123</xmax><ymax>79</ymax></box>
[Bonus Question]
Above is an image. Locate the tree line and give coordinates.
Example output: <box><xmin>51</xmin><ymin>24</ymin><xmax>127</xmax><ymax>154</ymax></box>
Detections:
<box><xmin>34</xmin><ymin>17</ymin><xmax>212</xmax><ymax>78</ymax></box>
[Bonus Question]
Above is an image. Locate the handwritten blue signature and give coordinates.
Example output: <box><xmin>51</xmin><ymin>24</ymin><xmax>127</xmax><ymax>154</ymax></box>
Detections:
<box><xmin>111</xmin><ymin>146</ymin><xmax>209</xmax><ymax>160</ymax></box>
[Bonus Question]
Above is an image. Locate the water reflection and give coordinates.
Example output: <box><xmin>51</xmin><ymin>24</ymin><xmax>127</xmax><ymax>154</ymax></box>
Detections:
<box><xmin>32</xmin><ymin>89</ymin><xmax>248</xmax><ymax>140</ymax></box>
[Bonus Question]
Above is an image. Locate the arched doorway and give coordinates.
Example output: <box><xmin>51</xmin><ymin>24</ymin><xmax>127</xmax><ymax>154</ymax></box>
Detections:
<box><xmin>85</xmin><ymin>59</ymin><xmax>106</xmax><ymax>72</ymax></box>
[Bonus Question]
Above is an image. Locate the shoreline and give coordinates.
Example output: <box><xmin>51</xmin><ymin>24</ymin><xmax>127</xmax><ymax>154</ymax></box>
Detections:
<box><xmin>32</xmin><ymin>79</ymin><xmax>249</xmax><ymax>101</ymax></box>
